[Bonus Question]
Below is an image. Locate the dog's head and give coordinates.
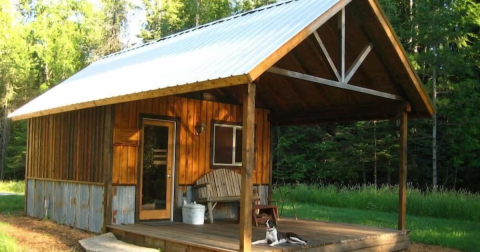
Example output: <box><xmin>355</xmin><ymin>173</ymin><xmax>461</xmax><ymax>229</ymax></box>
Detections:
<box><xmin>265</xmin><ymin>219</ymin><xmax>276</xmax><ymax>230</ymax></box>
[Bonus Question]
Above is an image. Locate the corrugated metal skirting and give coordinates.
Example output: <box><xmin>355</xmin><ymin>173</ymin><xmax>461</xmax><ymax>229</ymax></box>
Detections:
<box><xmin>26</xmin><ymin>179</ymin><xmax>104</xmax><ymax>233</ymax></box>
<box><xmin>111</xmin><ymin>186</ymin><xmax>135</xmax><ymax>225</ymax></box>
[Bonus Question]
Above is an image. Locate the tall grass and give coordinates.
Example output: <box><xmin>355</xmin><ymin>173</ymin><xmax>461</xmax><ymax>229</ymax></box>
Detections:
<box><xmin>0</xmin><ymin>181</ymin><xmax>25</xmax><ymax>194</ymax></box>
<box><xmin>272</xmin><ymin>184</ymin><xmax>480</xmax><ymax>222</ymax></box>
<box><xmin>279</xmin><ymin>203</ymin><xmax>480</xmax><ymax>252</ymax></box>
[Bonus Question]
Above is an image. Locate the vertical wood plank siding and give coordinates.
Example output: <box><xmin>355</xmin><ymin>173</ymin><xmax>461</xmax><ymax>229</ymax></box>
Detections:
<box><xmin>26</xmin><ymin>106</ymin><xmax>108</xmax><ymax>183</ymax></box>
<box><xmin>113</xmin><ymin>96</ymin><xmax>270</xmax><ymax>186</ymax></box>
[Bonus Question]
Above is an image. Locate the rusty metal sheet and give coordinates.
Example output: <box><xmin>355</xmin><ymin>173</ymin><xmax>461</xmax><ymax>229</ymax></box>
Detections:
<box><xmin>54</xmin><ymin>181</ymin><xmax>66</xmax><ymax>225</ymax></box>
<box><xmin>213</xmin><ymin>202</ymin><xmax>238</xmax><ymax>219</ymax></box>
<box><xmin>186</xmin><ymin>186</ymin><xmax>193</xmax><ymax>204</ymax></box>
<box><xmin>111</xmin><ymin>186</ymin><xmax>135</xmax><ymax>224</ymax></box>
<box><xmin>65</xmin><ymin>182</ymin><xmax>77</xmax><ymax>227</ymax></box>
<box><xmin>34</xmin><ymin>180</ymin><xmax>44</xmax><ymax>219</ymax></box>
<box><xmin>44</xmin><ymin>181</ymin><xmax>54</xmax><ymax>220</ymax></box>
<box><xmin>26</xmin><ymin>179</ymin><xmax>35</xmax><ymax>217</ymax></box>
<box><xmin>259</xmin><ymin>185</ymin><xmax>269</xmax><ymax>205</ymax></box>
<box><xmin>88</xmin><ymin>185</ymin><xmax>104</xmax><ymax>233</ymax></box>
<box><xmin>26</xmin><ymin>180</ymin><xmax>104</xmax><ymax>233</ymax></box>
<box><xmin>76</xmin><ymin>184</ymin><xmax>90</xmax><ymax>230</ymax></box>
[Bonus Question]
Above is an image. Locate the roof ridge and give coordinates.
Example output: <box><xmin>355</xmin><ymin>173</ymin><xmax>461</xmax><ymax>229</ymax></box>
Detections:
<box><xmin>100</xmin><ymin>0</ymin><xmax>297</xmax><ymax>60</ymax></box>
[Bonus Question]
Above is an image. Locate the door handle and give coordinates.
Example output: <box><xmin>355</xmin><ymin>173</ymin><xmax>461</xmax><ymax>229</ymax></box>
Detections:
<box><xmin>167</xmin><ymin>174</ymin><xmax>172</xmax><ymax>178</ymax></box>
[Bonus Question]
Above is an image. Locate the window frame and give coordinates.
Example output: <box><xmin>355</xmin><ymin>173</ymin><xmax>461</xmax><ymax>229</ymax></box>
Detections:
<box><xmin>211</xmin><ymin>121</ymin><xmax>243</xmax><ymax>168</ymax></box>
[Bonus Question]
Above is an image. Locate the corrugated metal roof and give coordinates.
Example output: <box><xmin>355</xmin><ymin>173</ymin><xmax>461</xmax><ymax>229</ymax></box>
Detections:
<box><xmin>9</xmin><ymin>0</ymin><xmax>343</xmax><ymax>120</ymax></box>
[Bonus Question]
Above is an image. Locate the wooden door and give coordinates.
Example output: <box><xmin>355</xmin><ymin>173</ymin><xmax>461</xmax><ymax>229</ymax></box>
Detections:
<box><xmin>139</xmin><ymin>119</ymin><xmax>175</xmax><ymax>220</ymax></box>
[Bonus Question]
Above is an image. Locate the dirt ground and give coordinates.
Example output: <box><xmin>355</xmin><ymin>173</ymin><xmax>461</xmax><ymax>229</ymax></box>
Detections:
<box><xmin>0</xmin><ymin>213</ymin><xmax>463</xmax><ymax>252</ymax></box>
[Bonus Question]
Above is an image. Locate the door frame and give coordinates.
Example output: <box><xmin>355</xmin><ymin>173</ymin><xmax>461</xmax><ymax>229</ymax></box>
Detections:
<box><xmin>136</xmin><ymin>116</ymin><xmax>177</xmax><ymax>222</ymax></box>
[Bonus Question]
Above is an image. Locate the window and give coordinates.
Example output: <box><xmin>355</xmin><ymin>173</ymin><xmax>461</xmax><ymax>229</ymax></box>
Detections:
<box><xmin>212</xmin><ymin>123</ymin><xmax>242</xmax><ymax>167</ymax></box>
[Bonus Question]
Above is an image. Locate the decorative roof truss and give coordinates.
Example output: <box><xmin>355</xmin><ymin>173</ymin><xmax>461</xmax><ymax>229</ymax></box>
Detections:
<box><xmin>267</xmin><ymin>8</ymin><xmax>404</xmax><ymax>101</ymax></box>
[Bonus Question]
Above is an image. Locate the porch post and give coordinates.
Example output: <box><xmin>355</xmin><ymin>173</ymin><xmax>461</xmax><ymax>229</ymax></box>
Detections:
<box><xmin>398</xmin><ymin>105</ymin><xmax>409</xmax><ymax>231</ymax></box>
<box><xmin>102</xmin><ymin>105</ymin><xmax>114</xmax><ymax>233</ymax></box>
<box><xmin>240</xmin><ymin>82</ymin><xmax>255</xmax><ymax>251</ymax></box>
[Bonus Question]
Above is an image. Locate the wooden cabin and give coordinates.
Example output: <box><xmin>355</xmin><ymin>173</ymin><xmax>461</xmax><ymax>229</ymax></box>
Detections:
<box><xmin>10</xmin><ymin>0</ymin><xmax>433</xmax><ymax>251</ymax></box>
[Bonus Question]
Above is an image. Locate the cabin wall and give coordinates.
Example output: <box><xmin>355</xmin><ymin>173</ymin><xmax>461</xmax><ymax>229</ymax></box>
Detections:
<box><xmin>112</xmin><ymin>96</ymin><xmax>271</xmax><ymax>186</ymax></box>
<box><xmin>26</xmin><ymin>106</ymin><xmax>110</xmax><ymax>182</ymax></box>
<box><xmin>25</xmin><ymin>106</ymin><xmax>113</xmax><ymax>233</ymax></box>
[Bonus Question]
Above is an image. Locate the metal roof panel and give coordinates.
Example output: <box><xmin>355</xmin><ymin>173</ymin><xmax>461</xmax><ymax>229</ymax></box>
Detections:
<box><xmin>9</xmin><ymin>0</ymin><xmax>344</xmax><ymax>119</ymax></box>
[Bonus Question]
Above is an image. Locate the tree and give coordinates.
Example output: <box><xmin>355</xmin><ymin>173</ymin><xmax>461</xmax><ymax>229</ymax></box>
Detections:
<box><xmin>0</xmin><ymin>0</ymin><xmax>108</xmax><ymax>179</ymax></box>
<box><xmin>0</xmin><ymin>0</ymin><xmax>32</xmax><ymax>179</ymax></box>
<box><xmin>140</xmin><ymin>0</ymin><xmax>184</xmax><ymax>42</ymax></box>
<box><xmin>139</xmin><ymin>0</ymin><xmax>278</xmax><ymax>43</ymax></box>
<box><xmin>99</xmin><ymin>0</ymin><xmax>133</xmax><ymax>54</ymax></box>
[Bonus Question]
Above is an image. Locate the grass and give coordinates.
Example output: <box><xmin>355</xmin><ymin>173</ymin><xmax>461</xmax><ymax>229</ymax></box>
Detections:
<box><xmin>0</xmin><ymin>222</ymin><xmax>20</xmax><ymax>252</ymax></box>
<box><xmin>0</xmin><ymin>181</ymin><xmax>25</xmax><ymax>194</ymax></box>
<box><xmin>0</xmin><ymin>195</ymin><xmax>24</xmax><ymax>215</ymax></box>
<box><xmin>279</xmin><ymin>204</ymin><xmax>480</xmax><ymax>252</ymax></box>
<box><xmin>273</xmin><ymin>184</ymin><xmax>480</xmax><ymax>222</ymax></box>
<box><xmin>0</xmin><ymin>192</ymin><xmax>24</xmax><ymax>252</ymax></box>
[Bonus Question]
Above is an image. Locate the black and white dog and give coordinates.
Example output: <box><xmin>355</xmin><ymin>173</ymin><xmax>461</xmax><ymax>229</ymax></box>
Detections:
<box><xmin>252</xmin><ymin>219</ymin><xmax>308</xmax><ymax>247</ymax></box>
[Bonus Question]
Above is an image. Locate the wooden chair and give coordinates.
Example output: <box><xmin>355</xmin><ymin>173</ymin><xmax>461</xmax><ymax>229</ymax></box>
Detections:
<box><xmin>193</xmin><ymin>169</ymin><xmax>261</xmax><ymax>223</ymax></box>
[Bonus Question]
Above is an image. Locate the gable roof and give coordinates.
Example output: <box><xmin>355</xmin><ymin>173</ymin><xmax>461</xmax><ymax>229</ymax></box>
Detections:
<box><xmin>9</xmin><ymin>0</ymin><xmax>434</xmax><ymax>122</ymax></box>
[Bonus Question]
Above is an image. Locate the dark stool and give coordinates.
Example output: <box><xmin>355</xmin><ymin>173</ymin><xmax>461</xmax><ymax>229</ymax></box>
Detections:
<box><xmin>252</xmin><ymin>205</ymin><xmax>278</xmax><ymax>226</ymax></box>
<box><xmin>237</xmin><ymin>205</ymin><xmax>279</xmax><ymax>226</ymax></box>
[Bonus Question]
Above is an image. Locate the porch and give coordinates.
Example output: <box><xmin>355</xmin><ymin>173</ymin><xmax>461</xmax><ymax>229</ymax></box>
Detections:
<box><xmin>107</xmin><ymin>218</ymin><xmax>409</xmax><ymax>252</ymax></box>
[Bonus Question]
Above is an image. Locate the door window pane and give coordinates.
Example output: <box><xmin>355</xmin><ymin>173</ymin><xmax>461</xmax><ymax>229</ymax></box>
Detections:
<box><xmin>142</xmin><ymin>125</ymin><xmax>169</xmax><ymax>210</ymax></box>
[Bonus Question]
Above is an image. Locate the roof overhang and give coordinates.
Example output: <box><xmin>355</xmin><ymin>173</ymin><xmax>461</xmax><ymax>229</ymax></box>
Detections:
<box><xmin>9</xmin><ymin>0</ymin><xmax>434</xmax><ymax>123</ymax></box>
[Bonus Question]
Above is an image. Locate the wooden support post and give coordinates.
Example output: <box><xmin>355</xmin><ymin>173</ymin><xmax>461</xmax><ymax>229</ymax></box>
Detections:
<box><xmin>103</xmin><ymin>105</ymin><xmax>114</xmax><ymax>233</ymax></box>
<box><xmin>398</xmin><ymin>109</ymin><xmax>408</xmax><ymax>231</ymax></box>
<box><xmin>239</xmin><ymin>82</ymin><xmax>255</xmax><ymax>252</ymax></box>
<box><xmin>24</xmin><ymin>119</ymin><xmax>29</xmax><ymax>215</ymax></box>
<box><xmin>268</xmin><ymin>124</ymin><xmax>273</xmax><ymax>205</ymax></box>
<box><xmin>338</xmin><ymin>8</ymin><xmax>345</xmax><ymax>83</ymax></box>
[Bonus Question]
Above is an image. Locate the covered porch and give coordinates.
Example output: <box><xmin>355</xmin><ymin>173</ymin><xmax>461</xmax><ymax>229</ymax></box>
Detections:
<box><xmin>107</xmin><ymin>218</ymin><xmax>409</xmax><ymax>252</ymax></box>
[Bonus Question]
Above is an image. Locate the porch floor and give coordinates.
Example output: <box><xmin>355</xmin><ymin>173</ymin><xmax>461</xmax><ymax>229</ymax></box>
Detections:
<box><xmin>107</xmin><ymin>218</ymin><xmax>409</xmax><ymax>252</ymax></box>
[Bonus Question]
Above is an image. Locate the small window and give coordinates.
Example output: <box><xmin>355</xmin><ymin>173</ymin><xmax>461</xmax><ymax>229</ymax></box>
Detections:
<box><xmin>212</xmin><ymin>123</ymin><xmax>242</xmax><ymax>167</ymax></box>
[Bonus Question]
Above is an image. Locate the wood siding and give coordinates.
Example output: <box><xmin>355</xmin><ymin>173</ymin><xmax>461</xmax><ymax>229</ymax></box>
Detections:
<box><xmin>113</xmin><ymin>96</ymin><xmax>270</xmax><ymax>186</ymax></box>
<box><xmin>26</xmin><ymin>106</ymin><xmax>111</xmax><ymax>183</ymax></box>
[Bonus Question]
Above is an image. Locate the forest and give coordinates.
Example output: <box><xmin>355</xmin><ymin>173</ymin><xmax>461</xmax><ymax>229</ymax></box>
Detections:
<box><xmin>1</xmin><ymin>0</ymin><xmax>479</xmax><ymax>192</ymax></box>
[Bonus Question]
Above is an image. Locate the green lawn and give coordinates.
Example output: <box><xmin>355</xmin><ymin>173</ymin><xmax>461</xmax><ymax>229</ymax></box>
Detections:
<box><xmin>0</xmin><ymin>195</ymin><xmax>24</xmax><ymax>252</ymax></box>
<box><xmin>0</xmin><ymin>222</ymin><xmax>20</xmax><ymax>252</ymax></box>
<box><xmin>0</xmin><ymin>181</ymin><xmax>25</xmax><ymax>194</ymax></box>
<box><xmin>279</xmin><ymin>203</ymin><xmax>479</xmax><ymax>252</ymax></box>
<box><xmin>0</xmin><ymin>195</ymin><xmax>24</xmax><ymax>215</ymax></box>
